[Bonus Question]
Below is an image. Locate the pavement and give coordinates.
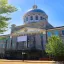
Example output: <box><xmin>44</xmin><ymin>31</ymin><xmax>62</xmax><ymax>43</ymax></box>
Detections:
<box><xmin>0</xmin><ymin>59</ymin><xmax>56</xmax><ymax>64</ymax></box>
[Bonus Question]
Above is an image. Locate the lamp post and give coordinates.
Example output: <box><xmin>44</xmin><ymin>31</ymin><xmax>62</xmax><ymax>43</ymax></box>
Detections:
<box><xmin>22</xmin><ymin>50</ymin><xmax>25</xmax><ymax>61</ymax></box>
<box><xmin>22</xmin><ymin>41</ymin><xmax>27</xmax><ymax>61</ymax></box>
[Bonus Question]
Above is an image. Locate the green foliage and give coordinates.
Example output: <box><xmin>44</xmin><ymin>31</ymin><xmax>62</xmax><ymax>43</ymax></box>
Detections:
<box><xmin>0</xmin><ymin>35</ymin><xmax>10</xmax><ymax>41</ymax></box>
<box><xmin>0</xmin><ymin>0</ymin><xmax>17</xmax><ymax>34</ymax></box>
<box><xmin>0</xmin><ymin>36</ymin><xmax>6</xmax><ymax>40</ymax></box>
<box><xmin>46</xmin><ymin>35</ymin><xmax>64</xmax><ymax>57</ymax></box>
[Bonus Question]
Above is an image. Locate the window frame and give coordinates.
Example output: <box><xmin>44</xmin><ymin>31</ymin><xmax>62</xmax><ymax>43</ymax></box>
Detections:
<box><xmin>30</xmin><ymin>16</ymin><xmax>33</xmax><ymax>20</ymax></box>
<box><xmin>40</xmin><ymin>16</ymin><xmax>43</xmax><ymax>20</ymax></box>
<box><xmin>35</xmin><ymin>15</ymin><xmax>38</xmax><ymax>20</ymax></box>
<box><xmin>26</xmin><ymin>17</ymin><xmax>28</xmax><ymax>21</ymax></box>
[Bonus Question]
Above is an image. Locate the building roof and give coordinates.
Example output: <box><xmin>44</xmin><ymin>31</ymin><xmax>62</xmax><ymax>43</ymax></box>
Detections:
<box><xmin>24</xmin><ymin>5</ymin><xmax>46</xmax><ymax>16</ymax></box>
<box><xmin>26</xmin><ymin>9</ymin><xmax>46</xmax><ymax>14</ymax></box>
<box><xmin>47</xmin><ymin>26</ymin><xmax>64</xmax><ymax>31</ymax></box>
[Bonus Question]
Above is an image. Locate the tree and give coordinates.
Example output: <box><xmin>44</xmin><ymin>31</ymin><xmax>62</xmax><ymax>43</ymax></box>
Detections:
<box><xmin>0</xmin><ymin>0</ymin><xmax>17</xmax><ymax>34</ymax></box>
<box><xmin>45</xmin><ymin>35</ymin><xmax>64</xmax><ymax>61</ymax></box>
<box><xmin>0</xmin><ymin>35</ymin><xmax>9</xmax><ymax>40</ymax></box>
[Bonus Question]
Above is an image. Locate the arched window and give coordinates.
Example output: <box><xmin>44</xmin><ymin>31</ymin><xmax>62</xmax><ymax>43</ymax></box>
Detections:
<box><xmin>26</xmin><ymin>17</ymin><xmax>28</xmax><ymax>21</ymax></box>
<box><xmin>30</xmin><ymin>16</ymin><xmax>33</xmax><ymax>20</ymax></box>
<box><xmin>40</xmin><ymin>16</ymin><xmax>43</xmax><ymax>20</ymax></box>
<box><xmin>35</xmin><ymin>15</ymin><xmax>38</xmax><ymax>20</ymax></box>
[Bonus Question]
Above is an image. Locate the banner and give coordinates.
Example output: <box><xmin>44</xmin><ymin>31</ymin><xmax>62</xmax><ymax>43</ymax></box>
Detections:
<box><xmin>17</xmin><ymin>36</ymin><xmax>27</xmax><ymax>42</ymax></box>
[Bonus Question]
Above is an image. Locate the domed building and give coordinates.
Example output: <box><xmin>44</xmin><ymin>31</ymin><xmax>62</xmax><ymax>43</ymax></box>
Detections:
<box><xmin>7</xmin><ymin>5</ymin><xmax>54</xmax><ymax>59</ymax></box>
<box><xmin>22</xmin><ymin>5</ymin><xmax>53</xmax><ymax>29</ymax></box>
<box><xmin>0</xmin><ymin>5</ymin><xmax>64</xmax><ymax>59</ymax></box>
<box><xmin>23</xmin><ymin>5</ymin><xmax>48</xmax><ymax>24</ymax></box>
<box><xmin>6</xmin><ymin>5</ymin><xmax>54</xmax><ymax>59</ymax></box>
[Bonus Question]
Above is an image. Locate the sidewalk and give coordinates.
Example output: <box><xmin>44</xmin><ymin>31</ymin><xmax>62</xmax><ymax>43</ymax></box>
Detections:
<box><xmin>0</xmin><ymin>60</ymin><xmax>56</xmax><ymax>64</ymax></box>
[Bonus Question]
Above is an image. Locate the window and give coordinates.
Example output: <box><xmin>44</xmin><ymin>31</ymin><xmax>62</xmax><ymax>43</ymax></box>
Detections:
<box><xmin>26</xmin><ymin>17</ymin><xmax>28</xmax><ymax>21</ymax></box>
<box><xmin>62</xmin><ymin>30</ymin><xmax>64</xmax><ymax>35</ymax></box>
<box><xmin>47</xmin><ymin>32</ymin><xmax>52</xmax><ymax>37</ymax></box>
<box><xmin>54</xmin><ymin>30</ymin><xmax>59</xmax><ymax>36</ymax></box>
<box><xmin>40</xmin><ymin>16</ymin><xmax>43</xmax><ymax>20</ymax></box>
<box><xmin>35</xmin><ymin>15</ymin><xmax>38</xmax><ymax>20</ymax></box>
<box><xmin>30</xmin><ymin>16</ymin><xmax>33</xmax><ymax>20</ymax></box>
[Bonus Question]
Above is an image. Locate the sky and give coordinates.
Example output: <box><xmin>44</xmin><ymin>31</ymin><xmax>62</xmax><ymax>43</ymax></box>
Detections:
<box><xmin>4</xmin><ymin>0</ymin><xmax>64</xmax><ymax>34</ymax></box>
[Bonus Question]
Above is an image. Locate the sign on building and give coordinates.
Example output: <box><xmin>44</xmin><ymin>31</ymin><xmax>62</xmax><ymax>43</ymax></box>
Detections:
<box><xmin>17</xmin><ymin>36</ymin><xmax>27</xmax><ymax>42</ymax></box>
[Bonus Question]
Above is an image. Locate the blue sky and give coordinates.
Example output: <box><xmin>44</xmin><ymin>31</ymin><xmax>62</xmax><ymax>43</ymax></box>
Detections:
<box><xmin>4</xmin><ymin>0</ymin><xmax>64</xmax><ymax>34</ymax></box>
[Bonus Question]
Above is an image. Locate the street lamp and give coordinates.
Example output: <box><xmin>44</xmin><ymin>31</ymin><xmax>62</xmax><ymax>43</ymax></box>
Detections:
<box><xmin>22</xmin><ymin>42</ymin><xmax>26</xmax><ymax>61</ymax></box>
<box><xmin>22</xmin><ymin>50</ymin><xmax>26</xmax><ymax>61</ymax></box>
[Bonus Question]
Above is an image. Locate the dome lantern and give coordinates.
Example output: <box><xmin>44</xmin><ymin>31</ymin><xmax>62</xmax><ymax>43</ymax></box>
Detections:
<box><xmin>33</xmin><ymin>5</ymin><xmax>37</xmax><ymax>9</ymax></box>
